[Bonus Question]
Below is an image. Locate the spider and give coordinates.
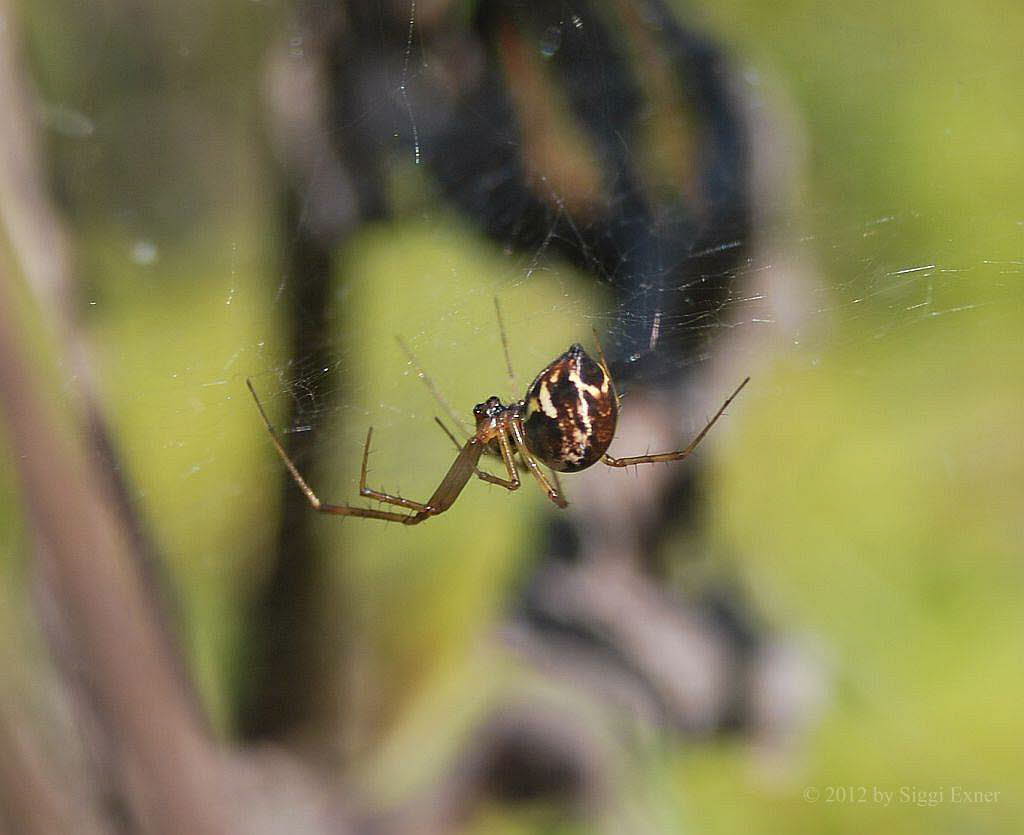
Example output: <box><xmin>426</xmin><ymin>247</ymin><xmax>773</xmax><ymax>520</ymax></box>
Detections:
<box><xmin>246</xmin><ymin>327</ymin><xmax>748</xmax><ymax>525</ymax></box>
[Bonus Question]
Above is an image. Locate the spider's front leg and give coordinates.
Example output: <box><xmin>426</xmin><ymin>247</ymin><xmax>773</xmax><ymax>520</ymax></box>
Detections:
<box><xmin>509</xmin><ymin>417</ymin><xmax>568</xmax><ymax>509</ymax></box>
<box><xmin>357</xmin><ymin>427</ymin><xmax>438</xmax><ymax>513</ymax></box>
<box><xmin>248</xmin><ymin>378</ymin><xmax>484</xmax><ymax>525</ymax></box>
<box><xmin>434</xmin><ymin>417</ymin><xmax>521</xmax><ymax>491</ymax></box>
<box><xmin>356</xmin><ymin>427</ymin><xmax>502</xmax><ymax>523</ymax></box>
<box><xmin>481</xmin><ymin>429</ymin><xmax>521</xmax><ymax>491</ymax></box>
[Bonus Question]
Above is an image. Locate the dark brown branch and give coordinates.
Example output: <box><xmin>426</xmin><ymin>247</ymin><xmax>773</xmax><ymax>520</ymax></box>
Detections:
<box><xmin>238</xmin><ymin>14</ymin><xmax>359</xmax><ymax>746</ymax></box>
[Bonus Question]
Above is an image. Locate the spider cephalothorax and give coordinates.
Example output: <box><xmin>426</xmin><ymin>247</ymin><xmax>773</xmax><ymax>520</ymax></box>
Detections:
<box><xmin>248</xmin><ymin>337</ymin><xmax>747</xmax><ymax>525</ymax></box>
<box><xmin>472</xmin><ymin>395</ymin><xmax>507</xmax><ymax>433</ymax></box>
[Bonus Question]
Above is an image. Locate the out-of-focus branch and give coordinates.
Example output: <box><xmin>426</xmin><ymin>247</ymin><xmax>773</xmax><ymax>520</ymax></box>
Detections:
<box><xmin>0</xmin><ymin>266</ymin><xmax>230</xmax><ymax>832</ymax></box>
<box><xmin>0</xmin><ymin>701</ymin><xmax>73</xmax><ymax>834</ymax></box>
<box><xmin>237</xmin><ymin>7</ymin><xmax>359</xmax><ymax>748</ymax></box>
<box><xmin>0</xmin><ymin>0</ymin><xmax>195</xmax><ymax>688</ymax></box>
<box><xmin>0</xmin><ymin>3</ymin><xmax>230</xmax><ymax>829</ymax></box>
<box><xmin>0</xmin><ymin>0</ymin><xmax>74</xmax><ymax>324</ymax></box>
<box><xmin>0</xmin><ymin>0</ymin><xmax>181</xmax><ymax>595</ymax></box>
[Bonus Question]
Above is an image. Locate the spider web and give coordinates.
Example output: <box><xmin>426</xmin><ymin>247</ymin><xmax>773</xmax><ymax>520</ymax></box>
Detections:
<box><xmin>219</xmin><ymin>0</ymin><xmax>1019</xmax><ymax>519</ymax></box>
<box><xmin>13</xmin><ymin>0</ymin><xmax>1022</xmax><ymax>749</ymax></box>
<box><xmin>13</xmin><ymin>0</ymin><xmax>1017</xmax><ymax>490</ymax></box>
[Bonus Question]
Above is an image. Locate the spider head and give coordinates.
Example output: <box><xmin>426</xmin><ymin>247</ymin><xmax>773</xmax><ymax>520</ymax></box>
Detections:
<box><xmin>473</xmin><ymin>396</ymin><xmax>505</xmax><ymax>419</ymax></box>
<box><xmin>472</xmin><ymin>396</ymin><xmax>506</xmax><ymax>436</ymax></box>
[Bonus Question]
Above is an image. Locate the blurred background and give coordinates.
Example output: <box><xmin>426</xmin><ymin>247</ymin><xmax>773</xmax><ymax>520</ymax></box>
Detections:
<box><xmin>1</xmin><ymin>0</ymin><xmax>1022</xmax><ymax>832</ymax></box>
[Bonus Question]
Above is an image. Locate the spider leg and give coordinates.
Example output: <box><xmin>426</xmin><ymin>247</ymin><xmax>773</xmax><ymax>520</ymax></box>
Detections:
<box><xmin>485</xmin><ymin>428</ymin><xmax>521</xmax><ymax>491</ymax></box>
<box><xmin>509</xmin><ymin>416</ymin><xmax>568</xmax><ymax>508</ymax></box>
<box><xmin>591</xmin><ymin>326</ymin><xmax>611</xmax><ymax>378</ymax></box>
<box><xmin>591</xmin><ymin>326</ymin><xmax>622</xmax><ymax>411</ymax></box>
<box><xmin>434</xmin><ymin>416</ymin><xmax>463</xmax><ymax>450</ymax></box>
<box><xmin>397</xmin><ymin>336</ymin><xmax>474</xmax><ymax>438</ymax></box>
<box><xmin>247</xmin><ymin>378</ymin><xmax>483</xmax><ymax>525</ymax></box>
<box><xmin>358</xmin><ymin>427</ymin><xmax>488</xmax><ymax>521</ymax></box>
<box><xmin>357</xmin><ymin>427</ymin><xmax>435</xmax><ymax>512</ymax></box>
<box><xmin>246</xmin><ymin>379</ymin><xmax>421</xmax><ymax>522</ymax></box>
<box><xmin>494</xmin><ymin>296</ymin><xmax>518</xmax><ymax>396</ymax></box>
<box><xmin>434</xmin><ymin>417</ymin><xmax>516</xmax><ymax>488</ymax></box>
<box><xmin>602</xmin><ymin>376</ymin><xmax>750</xmax><ymax>468</ymax></box>
<box><xmin>406</xmin><ymin>438</ymin><xmax>486</xmax><ymax>523</ymax></box>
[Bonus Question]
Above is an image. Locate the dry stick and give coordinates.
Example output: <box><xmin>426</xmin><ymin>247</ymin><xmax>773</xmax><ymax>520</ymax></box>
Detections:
<box><xmin>0</xmin><ymin>0</ymin><xmax>199</xmax><ymax>714</ymax></box>
<box><xmin>0</xmin><ymin>6</ymin><xmax>225</xmax><ymax>830</ymax></box>
<box><xmin>0</xmin><ymin>266</ymin><xmax>228</xmax><ymax>834</ymax></box>
<box><xmin>0</xmin><ymin>699</ymin><xmax>84</xmax><ymax>835</ymax></box>
<box><xmin>0</xmin><ymin>0</ymin><xmax>74</xmax><ymax>323</ymax></box>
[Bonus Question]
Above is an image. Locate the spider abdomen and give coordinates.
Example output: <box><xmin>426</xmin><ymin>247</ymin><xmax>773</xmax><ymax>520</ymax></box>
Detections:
<box><xmin>522</xmin><ymin>344</ymin><xmax>618</xmax><ymax>472</ymax></box>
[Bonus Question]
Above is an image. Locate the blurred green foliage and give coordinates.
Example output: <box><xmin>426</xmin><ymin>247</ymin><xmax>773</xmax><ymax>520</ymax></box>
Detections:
<box><xmin>2</xmin><ymin>0</ymin><xmax>1022</xmax><ymax>832</ymax></box>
